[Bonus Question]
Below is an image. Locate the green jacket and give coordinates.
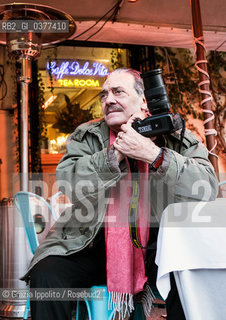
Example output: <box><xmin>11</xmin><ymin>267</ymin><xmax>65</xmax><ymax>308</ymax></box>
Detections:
<box><xmin>22</xmin><ymin>119</ymin><xmax>218</xmax><ymax>280</ymax></box>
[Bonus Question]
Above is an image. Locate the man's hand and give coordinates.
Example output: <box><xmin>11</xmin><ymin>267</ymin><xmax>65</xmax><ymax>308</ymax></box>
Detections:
<box><xmin>114</xmin><ymin>147</ymin><xmax>125</xmax><ymax>163</ymax></box>
<box><xmin>113</xmin><ymin>113</ymin><xmax>161</xmax><ymax>164</ymax></box>
<box><xmin>126</xmin><ymin>111</ymin><xmax>148</xmax><ymax>126</ymax></box>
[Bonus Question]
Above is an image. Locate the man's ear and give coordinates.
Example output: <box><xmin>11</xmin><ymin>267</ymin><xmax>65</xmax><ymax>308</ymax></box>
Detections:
<box><xmin>140</xmin><ymin>97</ymin><xmax>149</xmax><ymax>115</ymax></box>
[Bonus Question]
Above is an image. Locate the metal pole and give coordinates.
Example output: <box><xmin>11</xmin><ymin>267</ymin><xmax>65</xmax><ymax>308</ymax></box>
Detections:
<box><xmin>190</xmin><ymin>0</ymin><xmax>219</xmax><ymax>175</ymax></box>
<box><xmin>19</xmin><ymin>57</ymin><xmax>32</xmax><ymax>191</ymax></box>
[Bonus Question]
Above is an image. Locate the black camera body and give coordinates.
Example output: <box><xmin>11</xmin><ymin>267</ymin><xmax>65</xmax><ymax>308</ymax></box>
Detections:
<box><xmin>132</xmin><ymin>69</ymin><xmax>184</xmax><ymax>137</ymax></box>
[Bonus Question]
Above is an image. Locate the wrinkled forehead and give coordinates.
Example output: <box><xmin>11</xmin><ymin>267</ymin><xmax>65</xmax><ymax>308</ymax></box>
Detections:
<box><xmin>102</xmin><ymin>72</ymin><xmax>136</xmax><ymax>92</ymax></box>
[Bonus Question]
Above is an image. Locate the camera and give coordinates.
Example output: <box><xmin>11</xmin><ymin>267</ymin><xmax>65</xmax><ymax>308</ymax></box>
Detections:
<box><xmin>132</xmin><ymin>69</ymin><xmax>184</xmax><ymax>137</ymax></box>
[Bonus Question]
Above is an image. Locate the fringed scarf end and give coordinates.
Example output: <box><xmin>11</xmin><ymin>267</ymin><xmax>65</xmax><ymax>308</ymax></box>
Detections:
<box><xmin>108</xmin><ymin>285</ymin><xmax>155</xmax><ymax>319</ymax></box>
<box><xmin>141</xmin><ymin>283</ymin><xmax>156</xmax><ymax>317</ymax></box>
<box><xmin>108</xmin><ymin>291</ymin><xmax>134</xmax><ymax>320</ymax></box>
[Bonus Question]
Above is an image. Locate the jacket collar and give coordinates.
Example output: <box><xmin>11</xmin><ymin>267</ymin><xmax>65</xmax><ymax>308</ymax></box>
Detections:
<box><xmin>76</xmin><ymin>118</ymin><xmax>109</xmax><ymax>148</ymax></box>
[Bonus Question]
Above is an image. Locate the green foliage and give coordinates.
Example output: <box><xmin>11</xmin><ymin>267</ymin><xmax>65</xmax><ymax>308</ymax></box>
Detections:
<box><xmin>155</xmin><ymin>47</ymin><xmax>202</xmax><ymax>120</ymax></box>
<box><xmin>207</xmin><ymin>51</ymin><xmax>226</xmax><ymax>155</ymax></box>
<box><xmin>155</xmin><ymin>47</ymin><xmax>226</xmax><ymax>156</ymax></box>
<box><xmin>46</xmin><ymin>48</ymin><xmax>58</xmax><ymax>94</ymax></box>
<box><xmin>110</xmin><ymin>48</ymin><xmax>124</xmax><ymax>70</ymax></box>
<box><xmin>52</xmin><ymin>95</ymin><xmax>93</xmax><ymax>134</ymax></box>
<box><xmin>37</xmin><ymin>72</ymin><xmax>47</xmax><ymax>140</ymax></box>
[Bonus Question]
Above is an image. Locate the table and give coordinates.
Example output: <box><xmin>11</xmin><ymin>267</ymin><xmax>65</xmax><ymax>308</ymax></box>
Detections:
<box><xmin>155</xmin><ymin>198</ymin><xmax>226</xmax><ymax>320</ymax></box>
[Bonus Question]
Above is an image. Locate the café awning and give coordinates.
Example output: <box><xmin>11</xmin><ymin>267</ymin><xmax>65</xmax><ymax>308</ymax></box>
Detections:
<box><xmin>0</xmin><ymin>0</ymin><xmax>224</xmax><ymax>51</ymax></box>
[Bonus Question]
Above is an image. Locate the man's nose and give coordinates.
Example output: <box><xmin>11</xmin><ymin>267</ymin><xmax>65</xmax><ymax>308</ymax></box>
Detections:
<box><xmin>105</xmin><ymin>90</ymin><xmax>116</xmax><ymax>104</ymax></box>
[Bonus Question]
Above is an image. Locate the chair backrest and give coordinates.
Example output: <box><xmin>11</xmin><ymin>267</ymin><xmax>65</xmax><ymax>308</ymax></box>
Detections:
<box><xmin>14</xmin><ymin>191</ymin><xmax>53</xmax><ymax>254</ymax></box>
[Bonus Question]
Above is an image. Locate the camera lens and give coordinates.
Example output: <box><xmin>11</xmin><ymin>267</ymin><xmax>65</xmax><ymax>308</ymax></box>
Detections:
<box><xmin>141</xmin><ymin>69</ymin><xmax>171</xmax><ymax>115</ymax></box>
<box><xmin>141</xmin><ymin>69</ymin><xmax>163</xmax><ymax>89</ymax></box>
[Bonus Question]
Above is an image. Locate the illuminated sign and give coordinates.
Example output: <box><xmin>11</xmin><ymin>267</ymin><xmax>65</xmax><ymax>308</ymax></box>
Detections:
<box><xmin>58</xmin><ymin>79</ymin><xmax>100</xmax><ymax>87</ymax></box>
<box><xmin>46</xmin><ymin>59</ymin><xmax>109</xmax><ymax>88</ymax></box>
<box><xmin>47</xmin><ymin>60</ymin><xmax>109</xmax><ymax>79</ymax></box>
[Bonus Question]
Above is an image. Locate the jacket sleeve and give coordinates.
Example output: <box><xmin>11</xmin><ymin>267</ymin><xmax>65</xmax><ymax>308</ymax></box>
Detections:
<box><xmin>149</xmin><ymin>130</ymin><xmax>219</xmax><ymax>220</ymax></box>
<box><xmin>56</xmin><ymin>128</ymin><xmax>127</xmax><ymax>206</ymax></box>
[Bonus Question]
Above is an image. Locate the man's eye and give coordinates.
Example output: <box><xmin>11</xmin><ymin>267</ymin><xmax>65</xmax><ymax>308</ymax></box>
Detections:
<box><xmin>100</xmin><ymin>93</ymin><xmax>107</xmax><ymax>100</ymax></box>
<box><xmin>114</xmin><ymin>89</ymin><xmax>124</xmax><ymax>95</ymax></box>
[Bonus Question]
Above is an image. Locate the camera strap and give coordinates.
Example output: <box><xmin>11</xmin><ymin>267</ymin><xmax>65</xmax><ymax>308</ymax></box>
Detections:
<box><xmin>128</xmin><ymin>158</ymin><xmax>148</xmax><ymax>249</ymax></box>
<box><xmin>179</xmin><ymin>118</ymin><xmax>186</xmax><ymax>153</ymax></box>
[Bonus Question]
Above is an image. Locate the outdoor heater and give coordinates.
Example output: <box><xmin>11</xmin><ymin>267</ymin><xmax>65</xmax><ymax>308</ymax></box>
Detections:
<box><xmin>0</xmin><ymin>3</ymin><xmax>76</xmax><ymax>318</ymax></box>
<box><xmin>0</xmin><ymin>2</ymin><xmax>76</xmax><ymax>191</ymax></box>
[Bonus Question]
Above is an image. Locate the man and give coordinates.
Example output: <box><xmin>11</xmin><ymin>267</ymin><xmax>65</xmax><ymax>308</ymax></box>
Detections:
<box><xmin>25</xmin><ymin>68</ymin><xmax>218</xmax><ymax>320</ymax></box>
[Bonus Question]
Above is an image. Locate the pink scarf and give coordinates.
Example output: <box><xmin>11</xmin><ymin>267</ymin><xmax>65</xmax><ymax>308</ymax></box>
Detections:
<box><xmin>105</xmin><ymin>130</ymin><xmax>154</xmax><ymax>319</ymax></box>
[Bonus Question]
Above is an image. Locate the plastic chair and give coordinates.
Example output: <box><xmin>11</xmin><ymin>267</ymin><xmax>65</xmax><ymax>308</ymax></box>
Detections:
<box><xmin>14</xmin><ymin>191</ymin><xmax>56</xmax><ymax>319</ymax></box>
<box><xmin>75</xmin><ymin>285</ymin><xmax>147</xmax><ymax>320</ymax></box>
<box><xmin>15</xmin><ymin>192</ymin><xmax>115</xmax><ymax>320</ymax></box>
<box><xmin>76</xmin><ymin>286</ymin><xmax>115</xmax><ymax>320</ymax></box>
<box><xmin>14</xmin><ymin>191</ymin><xmax>53</xmax><ymax>254</ymax></box>
<box><xmin>15</xmin><ymin>191</ymin><xmax>146</xmax><ymax>320</ymax></box>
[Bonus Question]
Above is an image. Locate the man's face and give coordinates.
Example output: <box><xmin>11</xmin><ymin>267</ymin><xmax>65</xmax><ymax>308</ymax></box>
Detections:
<box><xmin>100</xmin><ymin>72</ymin><xmax>145</xmax><ymax>131</ymax></box>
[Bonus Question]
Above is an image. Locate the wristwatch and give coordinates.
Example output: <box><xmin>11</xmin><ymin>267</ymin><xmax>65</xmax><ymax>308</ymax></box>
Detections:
<box><xmin>149</xmin><ymin>148</ymin><xmax>164</xmax><ymax>171</ymax></box>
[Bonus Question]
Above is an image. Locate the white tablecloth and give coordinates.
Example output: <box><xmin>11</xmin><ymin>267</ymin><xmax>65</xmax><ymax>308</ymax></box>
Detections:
<box><xmin>155</xmin><ymin>198</ymin><xmax>226</xmax><ymax>320</ymax></box>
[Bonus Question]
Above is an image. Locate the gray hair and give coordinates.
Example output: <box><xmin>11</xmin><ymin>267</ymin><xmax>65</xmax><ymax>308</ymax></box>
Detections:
<box><xmin>109</xmin><ymin>68</ymin><xmax>144</xmax><ymax>96</ymax></box>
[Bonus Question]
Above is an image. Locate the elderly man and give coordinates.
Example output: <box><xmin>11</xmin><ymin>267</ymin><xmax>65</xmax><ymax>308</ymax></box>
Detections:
<box><xmin>25</xmin><ymin>68</ymin><xmax>218</xmax><ymax>320</ymax></box>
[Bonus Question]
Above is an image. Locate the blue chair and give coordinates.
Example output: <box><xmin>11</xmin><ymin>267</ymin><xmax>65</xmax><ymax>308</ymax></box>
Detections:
<box><xmin>75</xmin><ymin>286</ymin><xmax>146</xmax><ymax>320</ymax></box>
<box><xmin>14</xmin><ymin>191</ymin><xmax>56</xmax><ymax>319</ymax></box>
<box><xmin>15</xmin><ymin>191</ymin><xmax>146</xmax><ymax>320</ymax></box>
<box><xmin>76</xmin><ymin>286</ymin><xmax>115</xmax><ymax>320</ymax></box>
<box><xmin>14</xmin><ymin>191</ymin><xmax>53</xmax><ymax>255</ymax></box>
